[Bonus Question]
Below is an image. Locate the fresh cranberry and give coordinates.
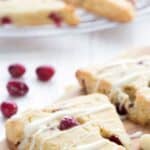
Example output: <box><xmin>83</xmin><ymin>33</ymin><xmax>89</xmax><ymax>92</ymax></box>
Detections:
<box><xmin>49</xmin><ymin>12</ymin><xmax>62</xmax><ymax>27</ymax></box>
<box><xmin>109</xmin><ymin>135</ymin><xmax>122</xmax><ymax>146</ymax></box>
<box><xmin>7</xmin><ymin>81</ymin><xmax>29</xmax><ymax>97</ymax></box>
<box><xmin>0</xmin><ymin>101</ymin><xmax>18</xmax><ymax>118</ymax></box>
<box><xmin>1</xmin><ymin>17</ymin><xmax>12</xmax><ymax>25</ymax></box>
<box><xmin>8</xmin><ymin>64</ymin><xmax>26</xmax><ymax>78</ymax></box>
<box><xmin>59</xmin><ymin>116</ymin><xmax>79</xmax><ymax>130</ymax></box>
<box><xmin>36</xmin><ymin>65</ymin><xmax>55</xmax><ymax>81</ymax></box>
<box><xmin>116</xmin><ymin>103</ymin><xmax>127</xmax><ymax>115</ymax></box>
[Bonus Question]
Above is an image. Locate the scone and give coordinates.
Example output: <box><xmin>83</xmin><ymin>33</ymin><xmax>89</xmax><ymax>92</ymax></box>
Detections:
<box><xmin>140</xmin><ymin>134</ymin><xmax>150</xmax><ymax>150</ymax></box>
<box><xmin>0</xmin><ymin>0</ymin><xmax>79</xmax><ymax>26</ymax></box>
<box><xmin>76</xmin><ymin>57</ymin><xmax>150</xmax><ymax>125</ymax></box>
<box><xmin>5</xmin><ymin>94</ymin><xmax>130</xmax><ymax>150</ymax></box>
<box><xmin>65</xmin><ymin>0</ymin><xmax>135</xmax><ymax>22</ymax></box>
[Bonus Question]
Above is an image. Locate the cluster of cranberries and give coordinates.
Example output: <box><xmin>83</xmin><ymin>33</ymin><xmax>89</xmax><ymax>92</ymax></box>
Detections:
<box><xmin>0</xmin><ymin>63</ymin><xmax>55</xmax><ymax>118</ymax></box>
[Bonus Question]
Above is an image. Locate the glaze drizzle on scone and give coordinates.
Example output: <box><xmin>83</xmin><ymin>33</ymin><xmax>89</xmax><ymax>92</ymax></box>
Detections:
<box><xmin>5</xmin><ymin>94</ymin><xmax>130</xmax><ymax>150</ymax></box>
<box><xmin>76</xmin><ymin>56</ymin><xmax>150</xmax><ymax>125</ymax></box>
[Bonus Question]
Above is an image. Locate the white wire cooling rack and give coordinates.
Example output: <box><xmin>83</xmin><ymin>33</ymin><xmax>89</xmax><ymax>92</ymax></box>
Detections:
<box><xmin>0</xmin><ymin>0</ymin><xmax>150</xmax><ymax>37</ymax></box>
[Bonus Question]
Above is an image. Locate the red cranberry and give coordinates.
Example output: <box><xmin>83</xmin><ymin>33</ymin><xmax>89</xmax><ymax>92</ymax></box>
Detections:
<box><xmin>1</xmin><ymin>17</ymin><xmax>12</xmax><ymax>25</ymax></box>
<box><xmin>7</xmin><ymin>81</ymin><xmax>29</xmax><ymax>97</ymax></box>
<box><xmin>36</xmin><ymin>65</ymin><xmax>55</xmax><ymax>81</ymax></box>
<box><xmin>49</xmin><ymin>12</ymin><xmax>62</xmax><ymax>27</ymax></box>
<box><xmin>8</xmin><ymin>64</ymin><xmax>26</xmax><ymax>78</ymax></box>
<box><xmin>109</xmin><ymin>135</ymin><xmax>122</xmax><ymax>146</ymax></box>
<box><xmin>59</xmin><ymin>116</ymin><xmax>79</xmax><ymax>130</ymax></box>
<box><xmin>0</xmin><ymin>101</ymin><xmax>18</xmax><ymax>118</ymax></box>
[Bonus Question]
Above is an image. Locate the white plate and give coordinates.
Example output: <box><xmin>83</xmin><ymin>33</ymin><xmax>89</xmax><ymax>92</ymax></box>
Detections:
<box><xmin>0</xmin><ymin>0</ymin><xmax>150</xmax><ymax>37</ymax></box>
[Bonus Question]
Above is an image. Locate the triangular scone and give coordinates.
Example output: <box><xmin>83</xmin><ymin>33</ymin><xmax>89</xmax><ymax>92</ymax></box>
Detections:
<box><xmin>65</xmin><ymin>0</ymin><xmax>135</xmax><ymax>22</ymax></box>
<box><xmin>5</xmin><ymin>94</ymin><xmax>130</xmax><ymax>150</ymax></box>
<box><xmin>76</xmin><ymin>57</ymin><xmax>150</xmax><ymax>125</ymax></box>
<box><xmin>0</xmin><ymin>0</ymin><xmax>79</xmax><ymax>26</ymax></box>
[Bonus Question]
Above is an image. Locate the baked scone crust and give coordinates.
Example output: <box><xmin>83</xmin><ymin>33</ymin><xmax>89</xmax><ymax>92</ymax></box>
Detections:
<box><xmin>65</xmin><ymin>0</ymin><xmax>135</xmax><ymax>22</ymax></box>
<box><xmin>5</xmin><ymin>94</ymin><xmax>130</xmax><ymax>150</ymax></box>
<box><xmin>76</xmin><ymin>57</ymin><xmax>150</xmax><ymax>125</ymax></box>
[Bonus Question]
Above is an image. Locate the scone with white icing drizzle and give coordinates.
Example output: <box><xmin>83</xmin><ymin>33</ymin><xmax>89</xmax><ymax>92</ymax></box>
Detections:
<box><xmin>76</xmin><ymin>56</ymin><xmax>150</xmax><ymax>125</ymax></box>
<box><xmin>0</xmin><ymin>0</ymin><xmax>79</xmax><ymax>26</ymax></box>
<box><xmin>65</xmin><ymin>0</ymin><xmax>135</xmax><ymax>22</ymax></box>
<box><xmin>5</xmin><ymin>94</ymin><xmax>130</xmax><ymax>150</ymax></box>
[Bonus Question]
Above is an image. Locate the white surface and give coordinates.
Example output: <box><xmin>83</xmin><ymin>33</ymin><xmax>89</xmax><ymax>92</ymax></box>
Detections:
<box><xmin>0</xmin><ymin>15</ymin><xmax>150</xmax><ymax>140</ymax></box>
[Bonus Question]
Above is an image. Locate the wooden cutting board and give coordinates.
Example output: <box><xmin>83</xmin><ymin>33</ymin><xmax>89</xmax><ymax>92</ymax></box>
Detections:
<box><xmin>1</xmin><ymin>47</ymin><xmax>150</xmax><ymax>150</ymax></box>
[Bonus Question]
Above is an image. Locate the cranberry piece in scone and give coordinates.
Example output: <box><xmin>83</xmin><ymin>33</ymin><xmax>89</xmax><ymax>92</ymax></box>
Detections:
<box><xmin>109</xmin><ymin>135</ymin><xmax>122</xmax><ymax>146</ymax></box>
<box><xmin>1</xmin><ymin>16</ymin><xmax>12</xmax><ymax>25</ymax></box>
<box><xmin>49</xmin><ymin>12</ymin><xmax>62</xmax><ymax>27</ymax></box>
<box><xmin>59</xmin><ymin>116</ymin><xmax>79</xmax><ymax>130</ymax></box>
<box><xmin>116</xmin><ymin>103</ymin><xmax>127</xmax><ymax>115</ymax></box>
<box><xmin>0</xmin><ymin>101</ymin><xmax>18</xmax><ymax>118</ymax></box>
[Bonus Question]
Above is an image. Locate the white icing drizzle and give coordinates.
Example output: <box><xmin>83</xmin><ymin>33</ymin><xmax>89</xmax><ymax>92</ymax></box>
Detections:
<box><xmin>98</xmin><ymin>56</ymin><xmax>150</xmax><ymax>73</ymax></box>
<box><xmin>25</xmin><ymin>105</ymin><xmax>110</xmax><ymax>137</ymax></box>
<box><xmin>82</xmin><ymin>104</ymin><xmax>113</xmax><ymax>115</ymax></box>
<box><xmin>129</xmin><ymin>131</ymin><xmax>143</xmax><ymax>139</ymax></box>
<box><xmin>115</xmin><ymin>71</ymin><xmax>150</xmax><ymax>87</ymax></box>
<box><xmin>94</xmin><ymin>62</ymin><xmax>129</xmax><ymax>92</ymax></box>
<box><xmin>29</xmin><ymin>126</ymin><xmax>48</xmax><ymax>150</ymax></box>
<box><xmin>97</xmin><ymin>59</ymin><xmax>133</xmax><ymax>73</ymax></box>
<box><xmin>76</xmin><ymin>140</ymin><xmax>107</xmax><ymax>150</ymax></box>
<box><xmin>56</xmin><ymin>98</ymin><xmax>91</xmax><ymax>109</ymax></box>
<box><xmin>25</xmin><ymin>104</ymin><xmax>111</xmax><ymax>137</ymax></box>
<box><xmin>39</xmin><ymin>119</ymin><xmax>100</xmax><ymax>150</ymax></box>
<box><xmin>39</xmin><ymin>117</ymin><xmax>120</xmax><ymax>150</ymax></box>
<box><xmin>20</xmin><ymin>104</ymin><xmax>112</xmax><ymax>150</ymax></box>
<box><xmin>38</xmin><ymin>110</ymin><xmax>116</xmax><ymax>149</ymax></box>
<box><xmin>94</xmin><ymin>57</ymin><xmax>150</xmax><ymax>92</ymax></box>
<box><xmin>52</xmin><ymin>95</ymin><xmax>100</xmax><ymax>111</ymax></box>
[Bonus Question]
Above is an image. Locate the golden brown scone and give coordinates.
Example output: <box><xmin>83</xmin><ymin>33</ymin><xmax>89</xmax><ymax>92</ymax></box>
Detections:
<box><xmin>0</xmin><ymin>0</ymin><xmax>79</xmax><ymax>26</ymax></box>
<box><xmin>6</xmin><ymin>94</ymin><xmax>130</xmax><ymax>150</ymax></box>
<box><xmin>65</xmin><ymin>0</ymin><xmax>135</xmax><ymax>22</ymax></box>
<box><xmin>76</xmin><ymin>57</ymin><xmax>150</xmax><ymax>125</ymax></box>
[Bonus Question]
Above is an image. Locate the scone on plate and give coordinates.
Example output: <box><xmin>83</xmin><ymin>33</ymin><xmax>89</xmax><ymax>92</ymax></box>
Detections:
<box><xmin>5</xmin><ymin>94</ymin><xmax>130</xmax><ymax>150</ymax></box>
<box><xmin>0</xmin><ymin>0</ymin><xmax>79</xmax><ymax>26</ymax></box>
<box><xmin>65</xmin><ymin>0</ymin><xmax>135</xmax><ymax>22</ymax></box>
<box><xmin>76</xmin><ymin>57</ymin><xmax>150</xmax><ymax>125</ymax></box>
